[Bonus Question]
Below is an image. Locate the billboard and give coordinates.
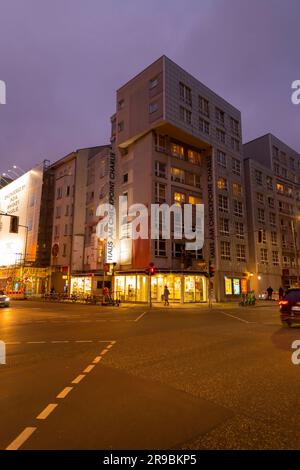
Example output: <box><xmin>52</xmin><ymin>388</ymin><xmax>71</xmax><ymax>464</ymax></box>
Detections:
<box><xmin>0</xmin><ymin>168</ymin><xmax>43</xmax><ymax>266</ymax></box>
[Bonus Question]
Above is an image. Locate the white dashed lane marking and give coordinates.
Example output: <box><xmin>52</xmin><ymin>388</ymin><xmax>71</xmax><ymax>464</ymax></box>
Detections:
<box><xmin>5</xmin><ymin>340</ymin><xmax>116</xmax><ymax>450</ymax></box>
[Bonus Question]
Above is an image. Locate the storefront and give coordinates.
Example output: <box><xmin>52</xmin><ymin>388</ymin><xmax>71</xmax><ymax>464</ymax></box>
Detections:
<box><xmin>114</xmin><ymin>272</ymin><xmax>207</xmax><ymax>303</ymax></box>
<box><xmin>0</xmin><ymin>266</ymin><xmax>51</xmax><ymax>298</ymax></box>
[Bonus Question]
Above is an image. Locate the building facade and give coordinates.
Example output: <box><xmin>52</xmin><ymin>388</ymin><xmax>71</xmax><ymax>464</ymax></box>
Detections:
<box><xmin>111</xmin><ymin>55</ymin><xmax>249</xmax><ymax>302</ymax></box>
<box><xmin>244</xmin><ymin>134</ymin><xmax>300</xmax><ymax>296</ymax></box>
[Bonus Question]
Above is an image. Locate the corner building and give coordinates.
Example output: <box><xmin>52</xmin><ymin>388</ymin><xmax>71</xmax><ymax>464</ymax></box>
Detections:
<box><xmin>111</xmin><ymin>56</ymin><xmax>249</xmax><ymax>302</ymax></box>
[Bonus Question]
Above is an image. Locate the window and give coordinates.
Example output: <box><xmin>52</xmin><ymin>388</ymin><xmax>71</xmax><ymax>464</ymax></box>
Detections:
<box><xmin>215</xmin><ymin>107</ymin><xmax>225</xmax><ymax>125</ymax></box>
<box><xmin>233</xmin><ymin>200</ymin><xmax>243</xmax><ymax>217</ymax></box>
<box><xmin>271</xmin><ymin>232</ymin><xmax>277</xmax><ymax>245</ymax></box>
<box><xmin>272</xmin><ymin>146</ymin><xmax>279</xmax><ymax>159</ymax></box>
<box><xmin>260</xmin><ymin>248</ymin><xmax>268</xmax><ymax>264</ymax></box>
<box><xmin>185</xmin><ymin>172</ymin><xmax>201</xmax><ymax>188</ymax></box>
<box><xmin>280</xmin><ymin>151</ymin><xmax>287</xmax><ymax>165</ymax></box>
<box><xmin>274</xmin><ymin>163</ymin><xmax>279</xmax><ymax>175</ymax></box>
<box><xmin>149</xmin><ymin>77</ymin><xmax>159</xmax><ymax>89</ymax></box>
<box><xmin>266</xmin><ymin>176</ymin><xmax>273</xmax><ymax>190</ymax></box>
<box><xmin>57</xmin><ymin>187</ymin><xmax>62</xmax><ymax>199</ymax></box>
<box><xmin>65</xmin><ymin>205</ymin><xmax>69</xmax><ymax>216</ymax></box>
<box><xmin>268</xmin><ymin>197</ymin><xmax>274</xmax><ymax>208</ymax></box>
<box><xmin>64</xmin><ymin>224</ymin><xmax>68</xmax><ymax>236</ymax></box>
<box><xmin>272</xmin><ymin>251</ymin><xmax>279</xmax><ymax>266</ymax></box>
<box><xmin>62</xmin><ymin>244</ymin><xmax>67</xmax><ymax>257</ymax></box>
<box><xmin>258</xmin><ymin>208</ymin><xmax>265</xmax><ymax>223</ymax></box>
<box><xmin>218</xmin><ymin>194</ymin><xmax>228</xmax><ymax>212</ymax></box>
<box><xmin>171</xmin><ymin>143</ymin><xmax>185</xmax><ymax>160</ymax></box>
<box><xmin>155</xmin><ymin>161</ymin><xmax>166</xmax><ymax>178</ymax></box>
<box><xmin>199</xmin><ymin>96</ymin><xmax>209</xmax><ymax>117</ymax></box>
<box><xmin>118</xmin><ymin>121</ymin><xmax>124</xmax><ymax>132</ymax></box>
<box><xmin>220</xmin><ymin>218</ymin><xmax>229</xmax><ymax>236</ymax></box>
<box><xmin>258</xmin><ymin>229</ymin><xmax>267</xmax><ymax>243</ymax></box>
<box><xmin>118</xmin><ymin>99</ymin><xmax>125</xmax><ymax>110</ymax></box>
<box><xmin>187</xmin><ymin>149</ymin><xmax>201</xmax><ymax>165</ymax></box>
<box><xmin>217</xmin><ymin>150</ymin><xmax>226</xmax><ymax>167</ymax></box>
<box><xmin>54</xmin><ymin>225</ymin><xmax>59</xmax><ymax>237</ymax></box>
<box><xmin>174</xmin><ymin>191</ymin><xmax>185</xmax><ymax>205</ymax></box>
<box><xmin>256</xmin><ymin>193</ymin><xmax>264</xmax><ymax>203</ymax></box>
<box><xmin>270</xmin><ymin>212</ymin><xmax>276</xmax><ymax>226</ymax></box>
<box><xmin>290</xmin><ymin>157</ymin><xmax>295</xmax><ymax>170</ymax></box>
<box><xmin>230</xmin><ymin>117</ymin><xmax>239</xmax><ymax>135</ymax></box>
<box><xmin>155</xmin><ymin>182</ymin><xmax>166</xmax><ymax>203</ymax></box>
<box><xmin>221</xmin><ymin>241</ymin><xmax>231</xmax><ymax>260</ymax></box>
<box><xmin>66</xmin><ymin>186</ymin><xmax>70</xmax><ymax>197</ymax></box>
<box><xmin>217</xmin><ymin>177</ymin><xmax>227</xmax><ymax>190</ymax></box>
<box><xmin>282</xmin><ymin>167</ymin><xmax>287</xmax><ymax>178</ymax></box>
<box><xmin>149</xmin><ymin>102</ymin><xmax>158</xmax><ymax>114</ymax></box>
<box><xmin>235</xmin><ymin>222</ymin><xmax>244</xmax><ymax>239</ymax></box>
<box><xmin>171</xmin><ymin>167</ymin><xmax>185</xmax><ymax>183</ymax></box>
<box><xmin>179</xmin><ymin>82</ymin><xmax>192</xmax><ymax>106</ymax></box>
<box><xmin>233</xmin><ymin>182</ymin><xmax>242</xmax><ymax>196</ymax></box>
<box><xmin>155</xmin><ymin>240</ymin><xmax>166</xmax><ymax>257</ymax></box>
<box><xmin>199</xmin><ymin>118</ymin><xmax>210</xmax><ymax>134</ymax></box>
<box><xmin>255</xmin><ymin>170</ymin><xmax>263</xmax><ymax>185</ymax></box>
<box><xmin>123</xmin><ymin>173</ymin><xmax>128</xmax><ymax>183</ymax></box>
<box><xmin>56</xmin><ymin>206</ymin><xmax>61</xmax><ymax>218</ymax></box>
<box><xmin>172</xmin><ymin>242</ymin><xmax>184</xmax><ymax>258</ymax></box>
<box><xmin>236</xmin><ymin>244</ymin><xmax>246</xmax><ymax>262</ymax></box>
<box><xmin>216</xmin><ymin>128</ymin><xmax>226</xmax><ymax>144</ymax></box>
<box><xmin>180</xmin><ymin>106</ymin><xmax>192</xmax><ymax>125</ymax></box>
<box><xmin>188</xmin><ymin>195</ymin><xmax>201</xmax><ymax>205</ymax></box>
<box><xmin>231</xmin><ymin>137</ymin><xmax>240</xmax><ymax>152</ymax></box>
<box><xmin>277</xmin><ymin>183</ymin><xmax>284</xmax><ymax>193</ymax></box>
<box><xmin>232</xmin><ymin>158</ymin><xmax>241</xmax><ymax>176</ymax></box>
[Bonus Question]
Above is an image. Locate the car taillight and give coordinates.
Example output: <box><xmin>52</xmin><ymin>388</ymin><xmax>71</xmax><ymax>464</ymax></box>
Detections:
<box><xmin>279</xmin><ymin>300</ymin><xmax>289</xmax><ymax>305</ymax></box>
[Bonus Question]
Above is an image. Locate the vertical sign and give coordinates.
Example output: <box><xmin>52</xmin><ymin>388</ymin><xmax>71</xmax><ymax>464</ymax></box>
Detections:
<box><xmin>206</xmin><ymin>155</ymin><xmax>215</xmax><ymax>260</ymax></box>
<box><xmin>106</xmin><ymin>151</ymin><xmax>117</xmax><ymax>263</ymax></box>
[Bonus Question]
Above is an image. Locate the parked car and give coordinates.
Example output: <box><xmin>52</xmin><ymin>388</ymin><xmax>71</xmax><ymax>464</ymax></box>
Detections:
<box><xmin>0</xmin><ymin>290</ymin><xmax>10</xmax><ymax>308</ymax></box>
<box><xmin>280</xmin><ymin>288</ymin><xmax>300</xmax><ymax>327</ymax></box>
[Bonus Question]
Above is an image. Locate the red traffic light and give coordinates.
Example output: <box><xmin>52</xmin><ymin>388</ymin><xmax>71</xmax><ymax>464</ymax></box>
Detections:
<box><xmin>146</xmin><ymin>262</ymin><xmax>155</xmax><ymax>276</ymax></box>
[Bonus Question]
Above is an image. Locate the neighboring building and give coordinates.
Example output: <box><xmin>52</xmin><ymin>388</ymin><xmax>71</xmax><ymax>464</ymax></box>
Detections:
<box><xmin>0</xmin><ymin>161</ymin><xmax>53</xmax><ymax>296</ymax></box>
<box><xmin>50</xmin><ymin>145</ymin><xmax>111</xmax><ymax>294</ymax></box>
<box><xmin>244</xmin><ymin>133</ymin><xmax>300</xmax><ymax>295</ymax></box>
<box><xmin>111</xmin><ymin>55</ymin><xmax>249</xmax><ymax>302</ymax></box>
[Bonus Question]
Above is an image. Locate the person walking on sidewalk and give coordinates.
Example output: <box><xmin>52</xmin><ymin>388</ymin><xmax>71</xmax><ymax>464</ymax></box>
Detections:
<box><xmin>164</xmin><ymin>285</ymin><xmax>170</xmax><ymax>306</ymax></box>
<box><xmin>267</xmin><ymin>286</ymin><xmax>274</xmax><ymax>300</ymax></box>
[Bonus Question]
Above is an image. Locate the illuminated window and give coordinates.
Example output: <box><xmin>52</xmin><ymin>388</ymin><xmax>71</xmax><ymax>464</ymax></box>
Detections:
<box><xmin>276</xmin><ymin>183</ymin><xmax>284</xmax><ymax>193</ymax></box>
<box><xmin>171</xmin><ymin>143</ymin><xmax>185</xmax><ymax>160</ymax></box>
<box><xmin>217</xmin><ymin>177</ymin><xmax>227</xmax><ymax>190</ymax></box>
<box><xmin>233</xmin><ymin>182</ymin><xmax>242</xmax><ymax>196</ymax></box>
<box><xmin>171</xmin><ymin>167</ymin><xmax>185</xmax><ymax>183</ymax></box>
<box><xmin>188</xmin><ymin>195</ymin><xmax>201</xmax><ymax>205</ymax></box>
<box><xmin>174</xmin><ymin>192</ymin><xmax>185</xmax><ymax>205</ymax></box>
<box><xmin>187</xmin><ymin>149</ymin><xmax>201</xmax><ymax>165</ymax></box>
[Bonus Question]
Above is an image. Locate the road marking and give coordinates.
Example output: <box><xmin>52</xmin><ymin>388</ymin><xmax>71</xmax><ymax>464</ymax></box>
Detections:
<box><xmin>51</xmin><ymin>340</ymin><xmax>69</xmax><ymax>343</ymax></box>
<box><xmin>83</xmin><ymin>364</ymin><xmax>95</xmax><ymax>373</ymax></box>
<box><xmin>100</xmin><ymin>348</ymin><xmax>109</xmax><ymax>355</ymax></box>
<box><xmin>6</xmin><ymin>427</ymin><xmax>37</xmax><ymax>450</ymax></box>
<box><xmin>72</xmin><ymin>374</ymin><xmax>85</xmax><ymax>384</ymax></box>
<box><xmin>75</xmin><ymin>340</ymin><xmax>93</xmax><ymax>343</ymax></box>
<box><xmin>106</xmin><ymin>344</ymin><xmax>113</xmax><ymax>349</ymax></box>
<box><xmin>92</xmin><ymin>356</ymin><xmax>102</xmax><ymax>364</ymax></box>
<box><xmin>5</xmin><ymin>341</ymin><xmax>21</xmax><ymax>345</ymax></box>
<box><xmin>219</xmin><ymin>310</ymin><xmax>252</xmax><ymax>324</ymax></box>
<box><xmin>134</xmin><ymin>311</ymin><xmax>147</xmax><ymax>322</ymax></box>
<box><xmin>57</xmin><ymin>387</ymin><xmax>73</xmax><ymax>399</ymax></box>
<box><xmin>36</xmin><ymin>403</ymin><xmax>58</xmax><ymax>420</ymax></box>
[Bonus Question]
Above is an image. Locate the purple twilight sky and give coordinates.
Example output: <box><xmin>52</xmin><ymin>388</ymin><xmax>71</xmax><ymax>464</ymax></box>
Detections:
<box><xmin>0</xmin><ymin>0</ymin><xmax>299</xmax><ymax>173</ymax></box>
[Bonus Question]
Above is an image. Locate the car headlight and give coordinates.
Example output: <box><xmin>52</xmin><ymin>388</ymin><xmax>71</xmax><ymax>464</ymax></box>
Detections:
<box><xmin>5</xmin><ymin>297</ymin><xmax>10</xmax><ymax>302</ymax></box>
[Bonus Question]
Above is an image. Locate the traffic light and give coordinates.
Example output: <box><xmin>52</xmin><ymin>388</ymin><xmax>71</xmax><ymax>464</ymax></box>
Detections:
<box><xmin>9</xmin><ymin>215</ymin><xmax>19</xmax><ymax>234</ymax></box>
<box><xmin>258</xmin><ymin>229</ymin><xmax>263</xmax><ymax>243</ymax></box>
<box><xmin>146</xmin><ymin>262</ymin><xmax>156</xmax><ymax>276</ymax></box>
<box><xmin>209</xmin><ymin>261</ymin><xmax>215</xmax><ymax>278</ymax></box>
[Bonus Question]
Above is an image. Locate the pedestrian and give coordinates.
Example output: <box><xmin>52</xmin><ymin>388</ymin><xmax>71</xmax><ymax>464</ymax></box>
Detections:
<box><xmin>278</xmin><ymin>286</ymin><xmax>284</xmax><ymax>300</ymax></box>
<box><xmin>164</xmin><ymin>285</ymin><xmax>170</xmax><ymax>306</ymax></box>
<box><xmin>267</xmin><ymin>286</ymin><xmax>273</xmax><ymax>300</ymax></box>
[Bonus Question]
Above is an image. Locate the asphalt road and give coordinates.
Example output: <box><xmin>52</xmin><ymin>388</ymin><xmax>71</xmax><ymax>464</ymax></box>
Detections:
<box><xmin>1</xmin><ymin>299</ymin><xmax>300</xmax><ymax>450</ymax></box>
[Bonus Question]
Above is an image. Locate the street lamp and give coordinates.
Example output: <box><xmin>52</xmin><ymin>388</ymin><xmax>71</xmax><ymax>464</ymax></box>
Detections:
<box><xmin>13</xmin><ymin>165</ymin><xmax>25</xmax><ymax>174</ymax></box>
